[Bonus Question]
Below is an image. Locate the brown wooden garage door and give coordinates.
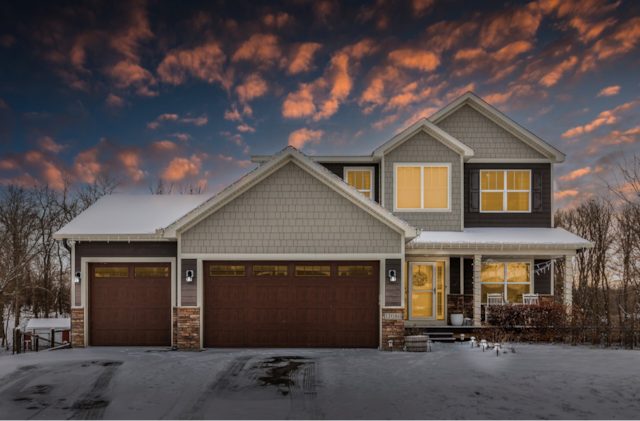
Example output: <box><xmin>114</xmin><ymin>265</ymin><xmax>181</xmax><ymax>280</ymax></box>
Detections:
<box><xmin>90</xmin><ymin>262</ymin><xmax>171</xmax><ymax>346</ymax></box>
<box><xmin>204</xmin><ymin>261</ymin><xmax>379</xmax><ymax>348</ymax></box>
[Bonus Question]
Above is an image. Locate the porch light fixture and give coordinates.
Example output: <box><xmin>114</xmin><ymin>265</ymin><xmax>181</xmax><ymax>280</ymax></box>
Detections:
<box><xmin>470</xmin><ymin>336</ymin><xmax>476</xmax><ymax>347</ymax></box>
<box><xmin>388</xmin><ymin>270</ymin><xmax>397</xmax><ymax>282</ymax></box>
<box><xmin>460</xmin><ymin>334</ymin><xmax>465</xmax><ymax>344</ymax></box>
<box><xmin>186</xmin><ymin>270</ymin><xmax>194</xmax><ymax>283</ymax></box>
<box><xmin>480</xmin><ymin>339</ymin><xmax>487</xmax><ymax>352</ymax></box>
<box><xmin>74</xmin><ymin>272</ymin><xmax>81</xmax><ymax>284</ymax></box>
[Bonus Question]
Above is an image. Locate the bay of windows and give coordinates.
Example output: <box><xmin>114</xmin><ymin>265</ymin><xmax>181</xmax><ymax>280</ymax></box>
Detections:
<box><xmin>395</xmin><ymin>164</ymin><xmax>450</xmax><ymax>211</ymax></box>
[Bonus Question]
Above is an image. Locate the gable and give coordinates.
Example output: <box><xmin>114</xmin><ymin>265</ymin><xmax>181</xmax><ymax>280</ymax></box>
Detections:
<box><xmin>436</xmin><ymin>104</ymin><xmax>547</xmax><ymax>160</ymax></box>
<box><xmin>181</xmin><ymin>162</ymin><xmax>402</xmax><ymax>254</ymax></box>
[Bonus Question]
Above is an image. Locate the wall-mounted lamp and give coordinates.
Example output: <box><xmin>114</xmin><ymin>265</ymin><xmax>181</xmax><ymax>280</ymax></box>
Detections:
<box><xmin>388</xmin><ymin>269</ymin><xmax>396</xmax><ymax>282</ymax></box>
<box><xmin>74</xmin><ymin>272</ymin><xmax>81</xmax><ymax>284</ymax></box>
<box><xmin>186</xmin><ymin>270</ymin><xmax>194</xmax><ymax>283</ymax></box>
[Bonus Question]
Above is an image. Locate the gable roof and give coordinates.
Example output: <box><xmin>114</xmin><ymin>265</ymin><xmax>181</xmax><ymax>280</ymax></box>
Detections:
<box><xmin>161</xmin><ymin>146</ymin><xmax>419</xmax><ymax>240</ymax></box>
<box><xmin>429</xmin><ymin>92</ymin><xmax>566</xmax><ymax>163</ymax></box>
<box><xmin>372</xmin><ymin>118</ymin><xmax>475</xmax><ymax>159</ymax></box>
<box><xmin>52</xmin><ymin>195</ymin><xmax>208</xmax><ymax>240</ymax></box>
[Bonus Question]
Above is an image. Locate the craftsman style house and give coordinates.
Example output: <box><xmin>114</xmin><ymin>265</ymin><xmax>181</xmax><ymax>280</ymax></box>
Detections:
<box><xmin>54</xmin><ymin>92</ymin><xmax>592</xmax><ymax>350</ymax></box>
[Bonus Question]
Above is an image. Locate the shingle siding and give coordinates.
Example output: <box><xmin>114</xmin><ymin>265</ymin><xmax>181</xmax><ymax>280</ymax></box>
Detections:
<box><xmin>436</xmin><ymin>104</ymin><xmax>546</xmax><ymax>159</ymax></box>
<box><xmin>383</xmin><ymin>130</ymin><xmax>462</xmax><ymax>231</ymax></box>
<box><xmin>181</xmin><ymin>162</ymin><xmax>402</xmax><ymax>254</ymax></box>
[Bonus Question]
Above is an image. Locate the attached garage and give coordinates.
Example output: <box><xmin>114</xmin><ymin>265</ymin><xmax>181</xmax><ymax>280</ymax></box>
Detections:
<box><xmin>90</xmin><ymin>262</ymin><xmax>172</xmax><ymax>346</ymax></box>
<box><xmin>203</xmin><ymin>261</ymin><xmax>380</xmax><ymax>348</ymax></box>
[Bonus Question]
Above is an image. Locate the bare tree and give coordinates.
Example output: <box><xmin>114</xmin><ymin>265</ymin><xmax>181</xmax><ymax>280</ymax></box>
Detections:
<box><xmin>149</xmin><ymin>178</ymin><xmax>174</xmax><ymax>195</ymax></box>
<box><xmin>178</xmin><ymin>181</ymin><xmax>208</xmax><ymax>195</ymax></box>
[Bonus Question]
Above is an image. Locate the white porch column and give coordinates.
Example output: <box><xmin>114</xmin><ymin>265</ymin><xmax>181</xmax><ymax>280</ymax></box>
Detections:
<box><xmin>564</xmin><ymin>255</ymin><xmax>573</xmax><ymax>307</ymax></box>
<box><xmin>473</xmin><ymin>254</ymin><xmax>482</xmax><ymax>326</ymax></box>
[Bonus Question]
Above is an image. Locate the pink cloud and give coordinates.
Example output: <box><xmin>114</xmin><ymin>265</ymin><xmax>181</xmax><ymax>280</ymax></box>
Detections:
<box><xmin>105</xmin><ymin>60</ymin><xmax>157</xmax><ymax>97</ymax></box>
<box><xmin>558</xmin><ymin>167</ymin><xmax>591</xmax><ymax>182</ymax></box>
<box><xmin>162</xmin><ymin>157</ymin><xmax>200</xmax><ymax>182</ymax></box>
<box><xmin>37</xmin><ymin>136</ymin><xmax>66</xmax><ymax>153</ymax></box>
<box><xmin>157</xmin><ymin>43</ymin><xmax>231</xmax><ymax>90</ymax></box>
<box><xmin>231</xmin><ymin>34</ymin><xmax>282</xmax><ymax>67</ymax></box>
<box><xmin>169</xmin><ymin>133</ymin><xmax>193</xmax><ymax>142</ymax></box>
<box><xmin>237</xmin><ymin>125</ymin><xmax>255</xmax><ymax>133</ymax></box>
<box><xmin>151</xmin><ymin>140</ymin><xmax>179</xmax><ymax>152</ymax></box>
<box><xmin>597</xmin><ymin>86</ymin><xmax>620</xmax><ymax>97</ymax></box>
<box><xmin>104</xmin><ymin>93</ymin><xmax>125</xmax><ymax>108</ymax></box>
<box><xmin>179</xmin><ymin>116</ymin><xmax>208</xmax><ymax>126</ymax></box>
<box><xmin>262</xmin><ymin>12</ymin><xmax>294</xmax><ymax>29</ymax></box>
<box><xmin>284</xmin><ymin>43</ymin><xmax>323</xmax><ymax>75</ymax></box>
<box><xmin>388</xmin><ymin>49</ymin><xmax>440</xmax><ymax>72</ymax></box>
<box><xmin>288</xmin><ymin>128</ymin><xmax>324</xmax><ymax>149</ymax></box>
<box><xmin>235</xmin><ymin>73</ymin><xmax>268</xmax><ymax>103</ymax></box>
<box><xmin>555</xmin><ymin>190</ymin><xmax>579</xmax><ymax>199</ymax></box>
<box><xmin>539</xmin><ymin>56</ymin><xmax>578</xmax><ymax>87</ymax></box>
<box><xmin>147</xmin><ymin>113</ymin><xmax>179</xmax><ymax>130</ymax></box>
<box><xmin>562</xmin><ymin>99</ymin><xmax>640</xmax><ymax>138</ymax></box>
<box><xmin>117</xmin><ymin>148</ymin><xmax>145</xmax><ymax>182</ymax></box>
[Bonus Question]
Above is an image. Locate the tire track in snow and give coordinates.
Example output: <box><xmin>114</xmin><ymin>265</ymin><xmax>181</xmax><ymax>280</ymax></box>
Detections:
<box><xmin>69</xmin><ymin>361</ymin><xmax>123</xmax><ymax>420</ymax></box>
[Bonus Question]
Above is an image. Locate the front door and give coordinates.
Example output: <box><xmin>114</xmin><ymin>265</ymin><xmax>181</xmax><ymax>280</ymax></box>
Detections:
<box><xmin>409</xmin><ymin>262</ymin><xmax>445</xmax><ymax>320</ymax></box>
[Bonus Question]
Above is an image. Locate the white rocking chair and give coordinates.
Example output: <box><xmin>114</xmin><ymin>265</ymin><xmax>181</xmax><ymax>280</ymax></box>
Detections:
<box><xmin>522</xmin><ymin>293</ymin><xmax>539</xmax><ymax>305</ymax></box>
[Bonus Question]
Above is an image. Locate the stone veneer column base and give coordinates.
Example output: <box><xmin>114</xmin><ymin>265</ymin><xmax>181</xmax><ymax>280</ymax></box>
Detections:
<box><xmin>381</xmin><ymin>308</ymin><xmax>404</xmax><ymax>351</ymax></box>
<box><xmin>71</xmin><ymin>308</ymin><xmax>85</xmax><ymax>348</ymax></box>
<box><xmin>174</xmin><ymin>307</ymin><xmax>201</xmax><ymax>350</ymax></box>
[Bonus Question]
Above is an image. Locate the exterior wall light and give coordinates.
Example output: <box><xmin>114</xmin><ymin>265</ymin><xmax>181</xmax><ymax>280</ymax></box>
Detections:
<box><xmin>74</xmin><ymin>272</ymin><xmax>81</xmax><ymax>284</ymax></box>
<box><xmin>388</xmin><ymin>270</ymin><xmax>397</xmax><ymax>282</ymax></box>
<box><xmin>186</xmin><ymin>270</ymin><xmax>194</xmax><ymax>283</ymax></box>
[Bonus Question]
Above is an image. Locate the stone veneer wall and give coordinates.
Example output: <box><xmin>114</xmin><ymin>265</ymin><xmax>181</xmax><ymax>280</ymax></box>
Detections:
<box><xmin>381</xmin><ymin>308</ymin><xmax>405</xmax><ymax>350</ymax></box>
<box><xmin>71</xmin><ymin>308</ymin><xmax>85</xmax><ymax>348</ymax></box>
<box><xmin>174</xmin><ymin>307</ymin><xmax>201</xmax><ymax>350</ymax></box>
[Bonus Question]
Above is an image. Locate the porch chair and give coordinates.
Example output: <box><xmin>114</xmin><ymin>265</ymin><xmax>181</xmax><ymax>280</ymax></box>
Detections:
<box><xmin>485</xmin><ymin>293</ymin><xmax>504</xmax><ymax>323</ymax></box>
<box><xmin>522</xmin><ymin>293</ymin><xmax>539</xmax><ymax>305</ymax></box>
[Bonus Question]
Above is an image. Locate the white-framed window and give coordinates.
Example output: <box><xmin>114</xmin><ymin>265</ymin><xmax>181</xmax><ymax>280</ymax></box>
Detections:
<box><xmin>344</xmin><ymin>167</ymin><xmax>375</xmax><ymax>198</ymax></box>
<box><xmin>393</xmin><ymin>163</ymin><xmax>451</xmax><ymax>212</ymax></box>
<box><xmin>480</xmin><ymin>261</ymin><xmax>532</xmax><ymax>303</ymax></box>
<box><xmin>480</xmin><ymin>170</ymin><xmax>531</xmax><ymax>213</ymax></box>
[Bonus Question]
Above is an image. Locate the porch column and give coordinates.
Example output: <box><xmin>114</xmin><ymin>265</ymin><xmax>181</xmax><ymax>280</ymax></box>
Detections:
<box><xmin>564</xmin><ymin>255</ymin><xmax>573</xmax><ymax>307</ymax></box>
<box><xmin>473</xmin><ymin>254</ymin><xmax>482</xmax><ymax>326</ymax></box>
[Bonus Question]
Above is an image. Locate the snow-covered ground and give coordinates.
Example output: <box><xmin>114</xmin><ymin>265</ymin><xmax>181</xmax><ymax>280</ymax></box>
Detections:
<box><xmin>0</xmin><ymin>344</ymin><xmax>638</xmax><ymax>420</ymax></box>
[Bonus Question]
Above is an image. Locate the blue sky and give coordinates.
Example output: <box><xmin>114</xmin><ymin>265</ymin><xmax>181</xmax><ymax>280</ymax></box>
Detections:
<box><xmin>0</xmin><ymin>0</ymin><xmax>639</xmax><ymax>207</ymax></box>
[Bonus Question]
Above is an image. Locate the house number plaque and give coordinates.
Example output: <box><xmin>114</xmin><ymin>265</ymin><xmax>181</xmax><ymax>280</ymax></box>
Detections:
<box><xmin>383</xmin><ymin>313</ymin><xmax>403</xmax><ymax>320</ymax></box>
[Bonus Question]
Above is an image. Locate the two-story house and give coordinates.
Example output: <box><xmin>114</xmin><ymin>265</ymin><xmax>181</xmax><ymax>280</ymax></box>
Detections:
<box><xmin>54</xmin><ymin>92</ymin><xmax>592</xmax><ymax>350</ymax></box>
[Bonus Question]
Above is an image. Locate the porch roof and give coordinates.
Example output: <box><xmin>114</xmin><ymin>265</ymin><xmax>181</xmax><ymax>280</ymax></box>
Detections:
<box><xmin>407</xmin><ymin>228</ymin><xmax>593</xmax><ymax>251</ymax></box>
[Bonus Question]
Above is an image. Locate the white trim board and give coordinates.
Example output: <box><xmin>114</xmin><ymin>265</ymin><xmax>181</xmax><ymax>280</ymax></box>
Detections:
<box><xmin>180</xmin><ymin>253</ymin><xmax>404</xmax><ymax>260</ymax></box>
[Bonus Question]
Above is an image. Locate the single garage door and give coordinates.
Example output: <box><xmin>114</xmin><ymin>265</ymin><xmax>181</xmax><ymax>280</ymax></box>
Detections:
<box><xmin>90</xmin><ymin>262</ymin><xmax>171</xmax><ymax>346</ymax></box>
<box><xmin>204</xmin><ymin>261</ymin><xmax>379</xmax><ymax>348</ymax></box>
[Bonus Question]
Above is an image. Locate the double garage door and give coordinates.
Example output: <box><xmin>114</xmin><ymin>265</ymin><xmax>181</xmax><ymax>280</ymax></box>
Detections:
<box><xmin>89</xmin><ymin>261</ymin><xmax>379</xmax><ymax>348</ymax></box>
<box><xmin>204</xmin><ymin>261</ymin><xmax>380</xmax><ymax>348</ymax></box>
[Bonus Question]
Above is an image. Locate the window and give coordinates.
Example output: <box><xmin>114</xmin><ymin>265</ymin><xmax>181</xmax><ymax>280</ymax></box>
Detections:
<box><xmin>395</xmin><ymin>164</ymin><xmax>450</xmax><ymax>211</ymax></box>
<box><xmin>253</xmin><ymin>265</ymin><xmax>287</xmax><ymax>276</ymax></box>
<box><xmin>95</xmin><ymin>267</ymin><xmax>128</xmax><ymax>277</ymax></box>
<box><xmin>210</xmin><ymin>265</ymin><xmax>245</xmax><ymax>276</ymax></box>
<box><xmin>481</xmin><ymin>262</ymin><xmax>531</xmax><ymax>303</ymax></box>
<box><xmin>480</xmin><ymin>170</ymin><xmax>530</xmax><ymax>212</ymax></box>
<box><xmin>135</xmin><ymin>267</ymin><xmax>169</xmax><ymax>277</ymax></box>
<box><xmin>295</xmin><ymin>266</ymin><xmax>330</xmax><ymax>276</ymax></box>
<box><xmin>344</xmin><ymin>168</ymin><xmax>374</xmax><ymax>198</ymax></box>
<box><xmin>338</xmin><ymin>266</ymin><xmax>373</xmax><ymax>276</ymax></box>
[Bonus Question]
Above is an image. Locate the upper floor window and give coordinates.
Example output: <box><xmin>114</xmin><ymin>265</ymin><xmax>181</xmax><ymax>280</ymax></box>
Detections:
<box><xmin>394</xmin><ymin>164</ymin><xmax>450</xmax><ymax>211</ymax></box>
<box><xmin>481</xmin><ymin>170</ymin><xmax>530</xmax><ymax>212</ymax></box>
<box><xmin>344</xmin><ymin>167</ymin><xmax>374</xmax><ymax>198</ymax></box>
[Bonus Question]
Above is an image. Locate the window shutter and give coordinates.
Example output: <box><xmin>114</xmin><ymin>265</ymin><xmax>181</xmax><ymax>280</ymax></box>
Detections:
<box><xmin>469</xmin><ymin>170</ymin><xmax>479</xmax><ymax>212</ymax></box>
<box><xmin>532</xmin><ymin>170</ymin><xmax>542</xmax><ymax>212</ymax></box>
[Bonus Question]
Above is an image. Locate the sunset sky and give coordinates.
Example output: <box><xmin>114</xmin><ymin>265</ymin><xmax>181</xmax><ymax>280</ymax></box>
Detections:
<box><xmin>0</xmin><ymin>0</ymin><xmax>639</xmax><ymax>209</ymax></box>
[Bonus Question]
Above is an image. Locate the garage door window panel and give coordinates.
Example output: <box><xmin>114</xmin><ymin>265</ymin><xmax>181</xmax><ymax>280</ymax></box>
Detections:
<box><xmin>210</xmin><ymin>265</ymin><xmax>245</xmax><ymax>276</ymax></box>
<box><xmin>135</xmin><ymin>267</ymin><xmax>169</xmax><ymax>277</ymax></box>
<box><xmin>295</xmin><ymin>266</ymin><xmax>331</xmax><ymax>276</ymax></box>
<box><xmin>95</xmin><ymin>267</ymin><xmax>128</xmax><ymax>277</ymax></box>
<box><xmin>253</xmin><ymin>265</ymin><xmax>287</xmax><ymax>276</ymax></box>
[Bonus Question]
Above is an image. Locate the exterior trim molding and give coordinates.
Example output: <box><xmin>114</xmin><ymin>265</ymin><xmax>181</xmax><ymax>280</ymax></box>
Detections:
<box><xmin>181</xmin><ymin>253</ymin><xmax>404</xmax><ymax>260</ymax></box>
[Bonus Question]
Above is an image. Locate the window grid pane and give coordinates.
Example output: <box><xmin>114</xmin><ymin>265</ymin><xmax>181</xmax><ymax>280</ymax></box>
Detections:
<box><xmin>295</xmin><ymin>266</ymin><xmax>331</xmax><ymax>276</ymax></box>
<box><xmin>346</xmin><ymin>169</ymin><xmax>373</xmax><ymax>197</ymax></box>
<box><xmin>481</xmin><ymin>170</ymin><xmax>530</xmax><ymax>212</ymax></box>
<box><xmin>423</xmin><ymin>166</ymin><xmax>448</xmax><ymax>209</ymax></box>
<box><xmin>253</xmin><ymin>265</ymin><xmax>287</xmax><ymax>276</ymax></box>
<box><xmin>481</xmin><ymin>262</ymin><xmax>531</xmax><ymax>303</ymax></box>
<box><xmin>338</xmin><ymin>266</ymin><xmax>373</xmax><ymax>276</ymax></box>
<box><xmin>210</xmin><ymin>265</ymin><xmax>245</xmax><ymax>276</ymax></box>
<box><xmin>135</xmin><ymin>267</ymin><xmax>169</xmax><ymax>277</ymax></box>
<box><xmin>95</xmin><ymin>267</ymin><xmax>128</xmax><ymax>277</ymax></box>
<box><xmin>397</xmin><ymin>167</ymin><xmax>422</xmax><ymax>209</ymax></box>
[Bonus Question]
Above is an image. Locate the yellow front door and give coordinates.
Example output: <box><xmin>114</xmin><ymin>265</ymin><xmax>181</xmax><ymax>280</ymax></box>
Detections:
<box><xmin>410</xmin><ymin>262</ymin><xmax>446</xmax><ymax>320</ymax></box>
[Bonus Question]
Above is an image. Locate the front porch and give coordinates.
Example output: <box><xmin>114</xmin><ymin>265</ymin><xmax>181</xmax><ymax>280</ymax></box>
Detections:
<box><xmin>400</xmin><ymin>227</ymin><xmax>592</xmax><ymax>327</ymax></box>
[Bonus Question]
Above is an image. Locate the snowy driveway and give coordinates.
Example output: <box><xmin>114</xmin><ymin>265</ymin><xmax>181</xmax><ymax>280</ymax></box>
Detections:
<box><xmin>0</xmin><ymin>344</ymin><xmax>639</xmax><ymax>419</ymax></box>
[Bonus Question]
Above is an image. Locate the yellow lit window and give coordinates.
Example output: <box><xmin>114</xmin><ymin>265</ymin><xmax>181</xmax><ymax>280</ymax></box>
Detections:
<box><xmin>95</xmin><ymin>267</ymin><xmax>128</xmax><ymax>277</ymax></box>
<box><xmin>338</xmin><ymin>266</ymin><xmax>373</xmax><ymax>276</ymax></box>
<box><xmin>345</xmin><ymin>168</ymin><xmax>373</xmax><ymax>198</ymax></box>
<box><xmin>480</xmin><ymin>262</ymin><xmax>531</xmax><ymax>303</ymax></box>
<box><xmin>396</xmin><ymin>165</ymin><xmax>449</xmax><ymax>210</ymax></box>
<box><xmin>295</xmin><ymin>266</ymin><xmax>331</xmax><ymax>276</ymax></box>
<box><xmin>210</xmin><ymin>265</ymin><xmax>245</xmax><ymax>276</ymax></box>
<box><xmin>135</xmin><ymin>267</ymin><xmax>169</xmax><ymax>277</ymax></box>
<box><xmin>253</xmin><ymin>265</ymin><xmax>287</xmax><ymax>276</ymax></box>
<box><xmin>480</xmin><ymin>170</ymin><xmax>530</xmax><ymax>212</ymax></box>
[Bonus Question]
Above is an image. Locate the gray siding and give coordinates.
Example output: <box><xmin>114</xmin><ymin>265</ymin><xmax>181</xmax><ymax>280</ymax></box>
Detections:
<box><xmin>436</xmin><ymin>104</ymin><xmax>546</xmax><ymax>159</ymax></box>
<box><xmin>383</xmin><ymin>130</ymin><xmax>462</xmax><ymax>231</ymax></box>
<box><xmin>181</xmin><ymin>162</ymin><xmax>402</xmax><ymax>254</ymax></box>
<box><xmin>181</xmin><ymin>259</ymin><xmax>197</xmax><ymax>306</ymax></box>
<box><xmin>385</xmin><ymin>258</ymin><xmax>401</xmax><ymax>306</ymax></box>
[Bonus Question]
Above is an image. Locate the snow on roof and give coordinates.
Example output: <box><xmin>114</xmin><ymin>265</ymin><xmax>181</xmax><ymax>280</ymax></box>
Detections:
<box><xmin>408</xmin><ymin>228</ymin><xmax>593</xmax><ymax>250</ymax></box>
<box><xmin>54</xmin><ymin>195</ymin><xmax>209</xmax><ymax>238</ymax></box>
<box><xmin>26</xmin><ymin>318</ymin><xmax>71</xmax><ymax>330</ymax></box>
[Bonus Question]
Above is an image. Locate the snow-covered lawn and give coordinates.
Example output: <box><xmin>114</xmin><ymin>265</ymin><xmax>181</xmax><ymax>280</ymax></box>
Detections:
<box><xmin>0</xmin><ymin>344</ymin><xmax>638</xmax><ymax>420</ymax></box>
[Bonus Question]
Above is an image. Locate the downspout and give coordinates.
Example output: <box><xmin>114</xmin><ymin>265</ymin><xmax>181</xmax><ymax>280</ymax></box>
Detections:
<box><xmin>62</xmin><ymin>238</ymin><xmax>72</xmax><ymax>253</ymax></box>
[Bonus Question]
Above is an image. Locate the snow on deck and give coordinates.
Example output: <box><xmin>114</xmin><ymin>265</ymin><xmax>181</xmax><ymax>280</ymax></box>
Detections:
<box><xmin>54</xmin><ymin>195</ymin><xmax>209</xmax><ymax>237</ymax></box>
<box><xmin>0</xmin><ymin>344</ymin><xmax>637</xmax><ymax>419</ymax></box>
<box><xmin>25</xmin><ymin>318</ymin><xmax>70</xmax><ymax>330</ymax></box>
<box><xmin>409</xmin><ymin>227</ymin><xmax>593</xmax><ymax>250</ymax></box>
